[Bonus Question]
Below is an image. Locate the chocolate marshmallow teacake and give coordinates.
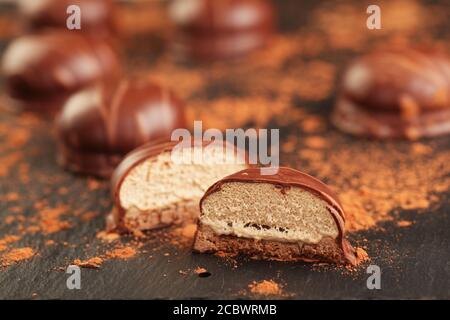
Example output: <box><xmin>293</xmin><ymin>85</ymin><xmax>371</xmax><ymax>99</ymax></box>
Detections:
<box><xmin>1</xmin><ymin>31</ymin><xmax>121</xmax><ymax>115</ymax></box>
<box><xmin>169</xmin><ymin>0</ymin><xmax>275</xmax><ymax>61</ymax></box>
<box><xmin>194</xmin><ymin>167</ymin><xmax>357</xmax><ymax>265</ymax></box>
<box><xmin>108</xmin><ymin>140</ymin><xmax>249</xmax><ymax>233</ymax></box>
<box><xmin>332</xmin><ymin>48</ymin><xmax>450</xmax><ymax>139</ymax></box>
<box><xmin>56</xmin><ymin>78</ymin><xmax>186</xmax><ymax>178</ymax></box>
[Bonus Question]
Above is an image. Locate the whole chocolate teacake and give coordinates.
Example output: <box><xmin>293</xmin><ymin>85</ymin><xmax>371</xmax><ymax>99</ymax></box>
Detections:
<box><xmin>169</xmin><ymin>0</ymin><xmax>275</xmax><ymax>61</ymax></box>
<box><xmin>56</xmin><ymin>77</ymin><xmax>187</xmax><ymax>178</ymax></box>
<box><xmin>19</xmin><ymin>0</ymin><xmax>116</xmax><ymax>37</ymax></box>
<box><xmin>109</xmin><ymin>140</ymin><xmax>249</xmax><ymax>233</ymax></box>
<box><xmin>1</xmin><ymin>31</ymin><xmax>121</xmax><ymax>115</ymax></box>
<box><xmin>194</xmin><ymin>167</ymin><xmax>357</xmax><ymax>265</ymax></box>
<box><xmin>332</xmin><ymin>48</ymin><xmax>450</xmax><ymax>139</ymax></box>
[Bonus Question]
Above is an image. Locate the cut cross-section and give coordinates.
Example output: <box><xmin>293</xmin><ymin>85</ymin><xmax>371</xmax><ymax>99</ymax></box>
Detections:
<box><xmin>194</xmin><ymin>167</ymin><xmax>356</xmax><ymax>264</ymax></box>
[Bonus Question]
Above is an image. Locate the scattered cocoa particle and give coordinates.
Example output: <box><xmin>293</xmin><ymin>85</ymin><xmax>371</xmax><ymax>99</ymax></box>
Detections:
<box><xmin>33</xmin><ymin>201</ymin><xmax>47</xmax><ymax>210</ymax></box>
<box><xmin>411</xmin><ymin>143</ymin><xmax>432</xmax><ymax>156</ymax></box>
<box><xmin>96</xmin><ymin>231</ymin><xmax>120</xmax><ymax>243</ymax></box>
<box><xmin>304</xmin><ymin>136</ymin><xmax>328</xmax><ymax>149</ymax></box>
<box><xmin>253</xmin><ymin>35</ymin><xmax>300</xmax><ymax>66</ymax></box>
<box><xmin>79</xmin><ymin>211</ymin><xmax>98</xmax><ymax>222</ymax></box>
<box><xmin>37</xmin><ymin>206</ymin><xmax>71</xmax><ymax>235</ymax></box>
<box><xmin>5</xmin><ymin>192</ymin><xmax>19</xmax><ymax>201</ymax></box>
<box><xmin>131</xmin><ymin>229</ymin><xmax>146</xmax><ymax>239</ymax></box>
<box><xmin>4</xmin><ymin>216</ymin><xmax>16</xmax><ymax>224</ymax></box>
<box><xmin>0</xmin><ymin>235</ymin><xmax>20</xmax><ymax>251</ymax></box>
<box><xmin>106</xmin><ymin>247</ymin><xmax>137</xmax><ymax>259</ymax></box>
<box><xmin>25</xmin><ymin>226</ymin><xmax>40</xmax><ymax>234</ymax></box>
<box><xmin>405</xmin><ymin>127</ymin><xmax>420</xmax><ymax>141</ymax></box>
<box><xmin>0</xmin><ymin>235</ymin><xmax>20</xmax><ymax>244</ymax></box>
<box><xmin>213</xmin><ymin>251</ymin><xmax>239</xmax><ymax>269</ymax></box>
<box><xmin>57</xmin><ymin>187</ymin><xmax>69</xmax><ymax>195</ymax></box>
<box><xmin>172</xmin><ymin>223</ymin><xmax>197</xmax><ymax>240</ymax></box>
<box><xmin>18</xmin><ymin>163</ymin><xmax>29</xmax><ymax>183</ymax></box>
<box><xmin>0</xmin><ymin>152</ymin><xmax>22</xmax><ymax>177</ymax></box>
<box><xmin>1</xmin><ymin>247</ymin><xmax>35</xmax><ymax>268</ymax></box>
<box><xmin>355</xmin><ymin>248</ymin><xmax>370</xmax><ymax>263</ymax></box>
<box><xmin>281</xmin><ymin>139</ymin><xmax>296</xmax><ymax>153</ymax></box>
<box><xmin>166</xmin><ymin>223</ymin><xmax>198</xmax><ymax>248</ymax></box>
<box><xmin>248</xmin><ymin>280</ymin><xmax>283</xmax><ymax>296</ymax></box>
<box><xmin>397</xmin><ymin>220</ymin><xmax>413</xmax><ymax>227</ymax></box>
<box><xmin>73</xmin><ymin>257</ymin><xmax>104</xmax><ymax>269</ymax></box>
<box><xmin>70</xmin><ymin>243</ymin><xmax>141</xmax><ymax>270</ymax></box>
<box><xmin>3</xmin><ymin>127</ymin><xmax>30</xmax><ymax>147</ymax></box>
<box><xmin>343</xmin><ymin>247</ymin><xmax>372</xmax><ymax>273</ymax></box>
<box><xmin>302</xmin><ymin>116</ymin><xmax>325</xmax><ymax>133</ymax></box>
<box><xmin>298</xmin><ymin>149</ymin><xmax>323</xmax><ymax>162</ymax></box>
<box><xmin>87</xmin><ymin>178</ymin><xmax>102</xmax><ymax>191</ymax></box>
<box><xmin>194</xmin><ymin>267</ymin><xmax>207</xmax><ymax>274</ymax></box>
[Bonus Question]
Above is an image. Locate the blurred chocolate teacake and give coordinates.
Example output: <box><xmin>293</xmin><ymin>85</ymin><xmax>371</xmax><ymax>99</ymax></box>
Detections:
<box><xmin>332</xmin><ymin>48</ymin><xmax>450</xmax><ymax>139</ymax></box>
<box><xmin>56</xmin><ymin>77</ymin><xmax>187</xmax><ymax>178</ymax></box>
<box><xmin>1</xmin><ymin>31</ymin><xmax>121</xmax><ymax>115</ymax></box>
<box><xmin>169</xmin><ymin>0</ymin><xmax>275</xmax><ymax>61</ymax></box>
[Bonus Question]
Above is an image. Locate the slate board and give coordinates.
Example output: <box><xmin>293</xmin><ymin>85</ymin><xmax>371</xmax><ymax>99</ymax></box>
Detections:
<box><xmin>0</xmin><ymin>0</ymin><xmax>449</xmax><ymax>300</ymax></box>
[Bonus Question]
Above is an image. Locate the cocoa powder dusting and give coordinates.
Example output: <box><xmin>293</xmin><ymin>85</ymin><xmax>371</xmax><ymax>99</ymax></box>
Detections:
<box><xmin>292</xmin><ymin>131</ymin><xmax>450</xmax><ymax>232</ymax></box>
<box><xmin>96</xmin><ymin>231</ymin><xmax>120</xmax><ymax>243</ymax></box>
<box><xmin>169</xmin><ymin>223</ymin><xmax>197</xmax><ymax>247</ymax></box>
<box><xmin>1</xmin><ymin>247</ymin><xmax>35</xmax><ymax>268</ymax></box>
<box><xmin>72</xmin><ymin>245</ymin><xmax>139</xmax><ymax>269</ymax></box>
<box><xmin>73</xmin><ymin>257</ymin><xmax>104</xmax><ymax>270</ymax></box>
<box><xmin>106</xmin><ymin>247</ymin><xmax>137</xmax><ymax>259</ymax></box>
<box><xmin>248</xmin><ymin>280</ymin><xmax>283</xmax><ymax>296</ymax></box>
<box><xmin>0</xmin><ymin>235</ymin><xmax>20</xmax><ymax>252</ymax></box>
<box><xmin>397</xmin><ymin>220</ymin><xmax>414</xmax><ymax>227</ymax></box>
<box><xmin>36</xmin><ymin>206</ymin><xmax>72</xmax><ymax>235</ymax></box>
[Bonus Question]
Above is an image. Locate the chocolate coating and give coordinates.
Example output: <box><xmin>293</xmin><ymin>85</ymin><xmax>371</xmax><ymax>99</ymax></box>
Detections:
<box><xmin>56</xmin><ymin>79</ymin><xmax>186</xmax><ymax>178</ymax></box>
<box><xmin>200</xmin><ymin>167</ymin><xmax>357</xmax><ymax>264</ymax></box>
<box><xmin>1</xmin><ymin>31</ymin><xmax>121</xmax><ymax>114</ymax></box>
<box><xmin>19</xmin><ymin>0</ymin><xmax>116</xmax><ymax>37</ymax></box>
<box><xmin>333</xmin><ymin>48</ymin><xmax>450</xmax><ymax>139</ymax></box>
<box><xmin>169</xmin><ymin>0</ymin><xmax>275</xmax><ymax>61</ymax></box>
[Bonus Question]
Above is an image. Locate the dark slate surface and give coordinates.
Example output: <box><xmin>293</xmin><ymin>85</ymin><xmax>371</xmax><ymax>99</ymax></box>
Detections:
<box><xmin>0</xmin><ymin>195</ymin><xmax>449</xmax><ymax>299</ymax></box>
<box><xmin>0</xmin><ymin>0</ymin><xmax>449</xmax><ymax>300</ymax></box>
